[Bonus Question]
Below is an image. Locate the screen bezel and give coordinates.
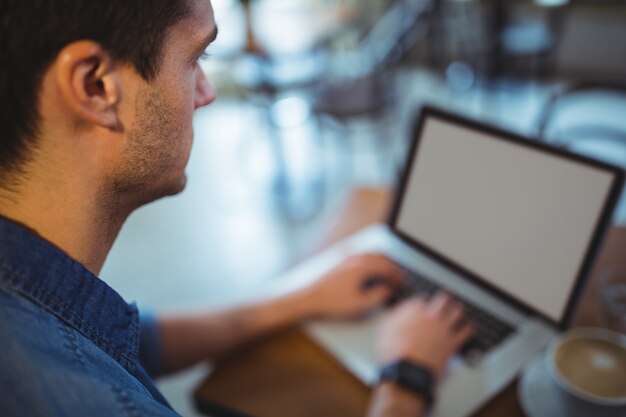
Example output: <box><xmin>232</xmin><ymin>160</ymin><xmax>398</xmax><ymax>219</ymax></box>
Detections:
<box><xmin>388</xmin><ymin>105</ymin><xmax>625</xmax><ymax>330</ymax></box>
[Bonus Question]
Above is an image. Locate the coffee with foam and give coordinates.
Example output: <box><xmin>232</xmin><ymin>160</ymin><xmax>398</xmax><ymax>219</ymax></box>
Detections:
<box><xmin>554</xmin><ymin>337</ymin><xmax>626</xmax><ymax>399</ymax></box>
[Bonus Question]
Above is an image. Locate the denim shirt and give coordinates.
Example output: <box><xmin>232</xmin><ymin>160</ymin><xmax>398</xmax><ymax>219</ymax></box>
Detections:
<box><xmin>0</xmin><ymin>217</ymin><xmax>181</xmax><ymax>416</ymax></box>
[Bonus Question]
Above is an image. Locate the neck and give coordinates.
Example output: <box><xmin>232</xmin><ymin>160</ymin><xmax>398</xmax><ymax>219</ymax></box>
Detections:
<box><xmin>0</xmin><ymin>180</ymin><xmax>131</xmax><ymax>276</ymax></box>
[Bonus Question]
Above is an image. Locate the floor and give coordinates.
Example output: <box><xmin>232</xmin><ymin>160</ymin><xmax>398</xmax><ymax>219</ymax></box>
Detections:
<box><xmin>99</xmin><ymin>67</ymin><xmax>626</xmax><ymax>417</ymax></box>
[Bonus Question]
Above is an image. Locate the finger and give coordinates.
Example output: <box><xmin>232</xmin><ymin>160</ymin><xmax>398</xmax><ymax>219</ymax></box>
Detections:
<box><xmin>445</xmin><ymin>301</ymin><xmax>466</xmax><ymax>325</ymax></box>
<box><xmin>371</xmin><ymin>256</ymin><xmax>408</xmax><ymax>288</ymax></box>
<box><xmin>356</xmin><ymin>255</ymin><xmax>407</xmax><ymax>290</ymax></box>
<box><xmin>440</xmin><ymin>294</ymin><xmax>464</xmax><ymax>317</ymax></box>
<box><xmin>453</xmin><ymin>322</ymin><xmax>474</xmax><ymax>349</ymax></box>
<box><xmin>428</xmin><ymin>291</ymin><xmax>452</xmax><ymax>313</ymax></box>
<box><xmin>364</xmin><ymin>286</ymin><xmax>394</xmax><ymax>306</ymax></box>
<box><xmin>397</xmin><ymin>295</ymin><xmax>428</xmax><ymax>312</ymax></box>
<box><xmin>361</xmin><ymin>275</ymin><xmax>394</xmax><ymax>291</ymax></box>
<box><xmin>387</xmin><ymin>265</ymin><xmax>409</xmax><ymax>288</ymax></box>
<box><xmin>373</xmin><ymin>271</ymin><xmax>407</xmax><ymax>291</ymax></box>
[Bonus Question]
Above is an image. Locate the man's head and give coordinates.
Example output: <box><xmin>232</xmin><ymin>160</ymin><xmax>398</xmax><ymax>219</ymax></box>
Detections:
<box><xmin>0</xmin><ymin>0</ymin><xmax>216</xmax><ymax>209</ymax></box>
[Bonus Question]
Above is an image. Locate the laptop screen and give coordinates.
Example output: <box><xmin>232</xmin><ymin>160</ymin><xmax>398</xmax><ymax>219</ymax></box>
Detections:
<box><xmin>393</xmin><ymin>109</ymin><xmax>622</xmax><ymax>325</ymax></box>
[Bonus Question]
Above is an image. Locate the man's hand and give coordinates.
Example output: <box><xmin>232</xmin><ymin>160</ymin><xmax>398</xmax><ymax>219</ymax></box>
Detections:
<box><xmin>377</xmin><ymin>293</ymin><xmax>473</xmax><ymax>379</ymax></box>
<box><xmin>297</xmin><ymin>253</ymin><xmax>406</xmax><ymax>319</ymax></box>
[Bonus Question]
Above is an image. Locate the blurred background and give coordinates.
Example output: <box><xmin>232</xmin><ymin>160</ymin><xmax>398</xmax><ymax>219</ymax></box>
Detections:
<box><xmin>100</xmin><ymin>0</ymin><xmax>626</xmax><ymax>415</ymax></box>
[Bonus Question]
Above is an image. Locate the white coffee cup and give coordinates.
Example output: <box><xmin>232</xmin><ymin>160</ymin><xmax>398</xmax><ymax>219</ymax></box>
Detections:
<box><xmin>545</xmin><ymin>328</ymin><xmax>626</xmax><ymax>416</ymax></box>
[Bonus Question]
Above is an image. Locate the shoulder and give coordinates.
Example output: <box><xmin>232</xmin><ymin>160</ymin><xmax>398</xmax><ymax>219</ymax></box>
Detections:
<box><xmin>0</xmin><ymin>289</ymin><xmax>178</xmax><ymax>417</ymax></box>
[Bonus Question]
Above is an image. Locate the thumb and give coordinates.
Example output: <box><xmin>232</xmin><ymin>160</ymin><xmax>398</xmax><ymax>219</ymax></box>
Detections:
<box><xmin>364</xmin><ymin>286</ymin><xmax>393</xmax><ymax>306</ymax></box>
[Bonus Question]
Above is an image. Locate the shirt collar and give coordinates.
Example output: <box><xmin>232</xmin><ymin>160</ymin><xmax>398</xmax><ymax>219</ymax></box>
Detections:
<box><xmin>0</xmin><ymin>216</ymin><xmax>140</xmax><ymax>372</ymax></box>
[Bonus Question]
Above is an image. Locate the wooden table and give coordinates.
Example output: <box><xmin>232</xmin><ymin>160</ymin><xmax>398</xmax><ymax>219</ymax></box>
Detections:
<box><xmin>194</xmin><ymin>187</ymin><xmax>626</xmax><ymax>417</ymax></box>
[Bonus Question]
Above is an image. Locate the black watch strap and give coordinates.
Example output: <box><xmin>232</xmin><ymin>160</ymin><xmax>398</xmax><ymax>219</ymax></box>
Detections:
<box><xmin>379</xmin><ymin>359</ymin><xmax>435</xmax><ymax>408</ymax></box>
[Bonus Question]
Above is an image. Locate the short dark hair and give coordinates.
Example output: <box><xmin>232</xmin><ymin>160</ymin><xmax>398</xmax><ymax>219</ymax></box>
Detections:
<box><xmin>0</xmin><ymin>0</ymin><xmax>190</xmax><ymax>187</ymax></box>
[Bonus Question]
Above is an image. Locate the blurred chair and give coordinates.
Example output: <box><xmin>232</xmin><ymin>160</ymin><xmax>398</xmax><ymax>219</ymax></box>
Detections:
<box><xmin>536</xmin><ymin>81</ymin><xmax>626</xmax><ymax>159</ymax></box>
<box><xmin>535</xmin><ymin>80</ymin><xmax>626</xmax><ymax>223</ymax></box>
<box><xmin>312</xmin><ymin>0</ymin><xmax>434</xmax><ymax>182</ymax></box>
<box><xmin>491</xmin><ymin>0</ymin><xmax>569</xmax><ymax>80</ymax></box>
<box><xmin>229</xmin><ymin>0</ymin><xmax>435</xmax><ymax>218</ymax></box>
<box><xmin>313</xmin><ymin>0</ymin><xmax>432</xmax><ymax>116</ymax></box>
<box><xmin>430</xmin><ymin>0</ymin><xmax>569</xmax><ymax>85</ymax></box>
<box><xmin>225</xmin><ymin>0</ymin><xmax>357</xmax><ymax>221</ymax></box>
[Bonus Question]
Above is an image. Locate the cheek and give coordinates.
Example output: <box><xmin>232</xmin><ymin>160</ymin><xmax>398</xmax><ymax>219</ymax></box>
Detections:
<box><xmin>168</xmin><ymin>83</ymin><xmax>195</xmax><ymax>135</ymax></box>
<box><xmin>161</xmin><ymin>68</ymin><xmax>200</xmax><ymax>151</ymax></box>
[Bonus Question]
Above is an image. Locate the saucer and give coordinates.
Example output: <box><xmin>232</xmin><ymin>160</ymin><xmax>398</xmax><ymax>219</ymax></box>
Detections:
<box><xmin>518</xmin><ymin>354</ymin><xmax>626</xmax><ymax>417</ymax></box>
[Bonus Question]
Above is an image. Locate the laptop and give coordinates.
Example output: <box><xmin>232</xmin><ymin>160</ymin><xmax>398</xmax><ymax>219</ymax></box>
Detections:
<box><xmin>270</xmin><ymin>105</ymin><xmax>624</xmax><ymax>417</ymax></box>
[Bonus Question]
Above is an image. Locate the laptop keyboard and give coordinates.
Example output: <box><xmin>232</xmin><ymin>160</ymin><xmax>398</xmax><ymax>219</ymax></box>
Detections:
<box><xmin>392</xmin><ymin>263</ymin><xmax>515</xmax><ymax>361</ymax></box>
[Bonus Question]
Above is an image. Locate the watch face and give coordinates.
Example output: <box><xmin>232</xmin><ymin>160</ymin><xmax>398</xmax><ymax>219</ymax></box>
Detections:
<box><xmin>380</xmin><ymin>360</ymin><xmax>435</xmax><ymax>404</ymax></box>
<box><xmin>380</xmin><ymin>360</ymin><xmax>435</xmax><ymax>407</ymax></box>
<box><xmin>400</xmin><ymin>362</ymin><xmax>428</xmax><ymax>386</ymax></box>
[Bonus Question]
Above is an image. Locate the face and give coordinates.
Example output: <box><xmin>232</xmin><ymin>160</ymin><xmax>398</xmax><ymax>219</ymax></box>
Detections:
<box><xmin>111</xmin><ymin>0</ymin><xmax>216</xmax><ymax>207</ymax></box>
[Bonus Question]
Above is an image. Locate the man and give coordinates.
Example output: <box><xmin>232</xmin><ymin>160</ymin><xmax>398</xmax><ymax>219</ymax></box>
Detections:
<box><xmin>0</xmin><ymin>1</ymin><xmax>472</xmax><ymax>416</ymax></box>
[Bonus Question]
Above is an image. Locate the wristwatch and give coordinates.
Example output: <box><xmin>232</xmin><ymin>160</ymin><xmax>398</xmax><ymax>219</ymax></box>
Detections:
<box><xmin>379</xmin><ymin>359</ymin><xmax>435</xmax><ymax>408</ymax></box>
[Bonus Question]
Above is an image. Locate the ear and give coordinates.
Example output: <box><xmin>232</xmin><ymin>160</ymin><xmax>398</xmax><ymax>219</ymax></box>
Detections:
<box><xmin>54</xmin><ymin>40</ymin><xmax>121</xmax><ymax>130</ymax></box>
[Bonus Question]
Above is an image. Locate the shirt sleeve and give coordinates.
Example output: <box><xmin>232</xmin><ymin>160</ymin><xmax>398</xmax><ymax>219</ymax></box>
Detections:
<box><xmin>139</xmin><ymin>312</ymin><xmax>165</xmax><ymax>378</ymax></box>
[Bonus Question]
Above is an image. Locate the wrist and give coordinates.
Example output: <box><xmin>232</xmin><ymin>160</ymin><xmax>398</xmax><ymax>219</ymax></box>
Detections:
<box><xmin>379</xmin><ymin>359</ymin><xmax>436</xmax><ymax>411</ymax></box>
<box><xmin>277</xmin><ymin>288</ymin><xmax>320</xmax><ymax>322</ymax></box>
<box><xmin>368</xmin><ymin>382</ymin><xmax>426</xmax><ymax>417</ymax></box>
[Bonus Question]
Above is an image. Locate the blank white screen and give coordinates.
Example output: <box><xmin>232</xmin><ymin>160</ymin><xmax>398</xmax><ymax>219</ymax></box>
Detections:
<box><xmin>396</xmin><ymin>117</ymin><xmax>614</xmax><ymax>321</ymax></box>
